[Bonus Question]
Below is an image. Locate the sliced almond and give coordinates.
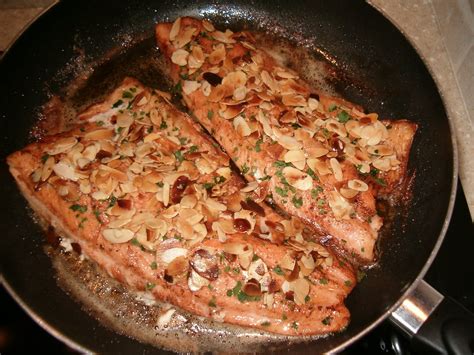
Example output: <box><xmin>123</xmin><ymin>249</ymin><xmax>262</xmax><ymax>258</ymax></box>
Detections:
<box><xmin>240</xmin><ymin>181</ymin><xmax>259</xmax><ymax>193</ymax></box>
<box><xmin>291</xmin><ymin>278</ymin><xmax>310</xmax><ymax>305</ymax></box>
<box><xmin>282</xmin><ymin>166</ymin><xmax>312</xmax><ymax>191</ymax></box>
<box><xmin>171</xmin><ymin>49</ymin><xmax>189</xmax><ymax>66</ymax></box>
<box><xmin>328</xmin><ymin>191</ymin><xmax>353</xmax><ymax>220</ymax></box>
<box><xmin>161</xmin><ymin>247</ymin><xmax>188</xmax><ymax>264</ymax></box>
<box><xmin>48</xmin><ymin>137</ymin><xmax>78</xmax><ymax>155</ymax></box>
<box><xmin>102</xmin><ymin>228</ymin><xmax>134</xmax><ymax>244</ymax></box>
<box><xmin>348</xmin><ymin>179</ymin><xmax>369</xmax><ymax>192</ymax></box>
<box><xmin>329</xmin><ymin>158</ymin><xmax>343</xmax><ymax>181</ymax></box>
<box><xmin>202</xmin><ymin>19</ymin><xmax>215</xmax><ymax>32</ymax></box>
<box><xmin>211</xmin><ymin>29</ymin><xmax>236</xmax><ymax>44</ymax></box>
<box><xmin>339</xmin><ymin>187</ymin><xmax>359</xmax><ymax>199</ymax></box>
<box><xmin>53</xmin><ymin>161</ymin><xmax>78</xmax><ymax>181</ymax></box>
<box><xmin>83</xmin><ymin>129</ymin><xmax>114</xmax><ymax>141</ymax></box>
<box><xmin>162</xmin><ymin>182</ymin><xmax>170</xmax><ymax>207</ymax></box>
<box><xmin>169</xmin><ymin>17</ymin><xmax>182</xmax><ymax>41</ymax></box>
<box><xmin>182</xmin><ymin>80</ymin><xmax>201</xmax><ymax>95</ymax></box>
<box><xmin>233</xmin><ymin>115</ymin><xmax>252</xmax><ymax>137</ymax></box>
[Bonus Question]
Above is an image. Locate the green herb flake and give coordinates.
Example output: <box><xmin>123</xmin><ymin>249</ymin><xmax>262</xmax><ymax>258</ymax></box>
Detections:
<box><xmin>156</xmin><ymin>181</ymin><xmax>164</xmax><ymax>187</ymax></box>
<box><xmin>112</xmin><ymin>99</ymin><xmax>123</xmax><ymax>108</ymax></box>
<box><xmin>214</xmin><ymin>175</ymin><xmax>226</xmax><ymax>184</ymax></box>
<box><xmin>160</xmin><ymin>121</ymin><xmax>168</xmax><ymax>130</ymax></box>
<box><xmin>304</xmin><ymin>295</ymin><xmax>311</xmax><ymax>303</ymax></box>
<box><xmin>319</xmin><ymin>278</ymin><xmax>329</xmax><ymax>285</ymax></box>
<box><xmin>241</xmin><ymin>164</ymin><xmax>250</xmax><ymax>174</ymax></box>
<box><xmin>374</xmin><ymin>177</ymin><xmax>387</xmax><ymax>187</ymax></box>
<box><xmin>291</xmin><ymin>322</ymin><xmax>299</xmax><ymax>330</ymax></box>
<box><xmin>189</xmin><ymin>145</ymin><xmax>198</xmax><ymax>153</ymax></box>
<box><xmin>344</xmin><ymin>280</ymin><xmax>352</xmax><ymax>287</ymax></box>
<box><xmin>70</xmin><ymin>204</ymin><xmax>87</xmax><ymax>213</ymax></box>
<box><xmin>292</xmin><ymin>196</ymin><xmax>303</xmax><ymax>208</ymax></box>
<box><xmin>202</xmin><ymin>182</ymin><xmax>215</xmax><ymax>190</ymax></box>
<box><xmin>226</xmin><ymin>289</ymin><xmax>233</xmax><ymax>297</ymax></box>
<box><xmin>41</xmin><ymin>153</ymin><xmax>50</xmax><ymax>164</ymax></box>
<box><xmin>328</xmin><ymin>104</ymin><xmax>338</xmax><ymax>112</ymax></box>
<box><xmin>282</xmin><ymin>313</ymin><xmax>288</xmax><ymax>321</ymax></box>
<box><xmin>255</xmin><ymin>138</ymin><xmax>263</xmax><ymax>152</ymax></box>
<box><xmin>224</xmin><ymin>265</ymin><xmax>231</xmax><ymax>273</ymax></box>
<box><xmin>108</xmin><ymin>195</ymin><xmax>117</xmax><ymax>208</ymax></box>
<box><xmin>78</xmin><ymin>217</ymin><xmax>87</xmax><ymax>229</ymax></box>
<box><xmin>130</xmin><ymin>238</ymin><xmax>141</xmax><ymax>247</ymax></box>
<box><xmin>146</xmin><ymin>282</ymin><xmax>156</xmax><ymax>290</ymax></box>
<box><xmin>357</xmin><ymin>270</ymin><xmax>367</xmax><ymax>282</ymax></box>
<box><xmin>275</xmin><ymin>186</ymin><xmax>288</xmax><ymax>197</ymax></box>
<box><xmin>207</xmin><ymin>110</ymin><xmax>214</xmax><ymax>120</ymax></box>
<box><xmin>93</xmin><ymin>209</ymin><xmax>103</xmax><ymax>224</ymax></box>
<box><xmin>174</xmin><ymin>150</ymin><xmax>185</xmax><ymax>163</ymax></box>
<box><xmin>261</xmin><ymin>321</ymin><xmax>271</xmax><ymax>327</ymax></box>
<box><xmin>273</xmin><ymin>265</ymin><xmax>284</xmax><ymax>276</ymax></box>
<box><xmin>337</xmin><ymin>110</ymin><xmax>351</xmax><ymax>123</ymax></box>
<box><xmin>274</xmin><ymin>160</ymin><xmax>291</xmax><ymax>168</ymax></box>
<box><xmin>252</xmin><ymin>254</ymin><xmax>260</xmax><ymax>262</ymax></box>
<box><xmin>96</xmin><ymin>120</ymin><xmax>105</xmax><ymax>127</ymax></box>
<box><xmin>306</xmin><ymin>167</ymin><xmax>318</xmax><ymax>181</ymax></box>
<box><xmin>208</xmin><ymin>296</ymin><xmax>217</xmax><ymax>308</ymax></box>
<box><xmin>322</xmin><ymin>316</ymin><xmax>332</xmax><ymax>326</ymax></box>
<box><xmin>122</xmin><ymin>90</ymin><xmax>134</xmax><ymax>99</ymax></box>
<box><xmin>150</xmin><ymin>261</ymin><xmax>158</xmax><ymax>270</ymax></box>
<box><xmin>179</xmin><ymin>137</ymin><xmax>187</xmax><ymax>145</ymax></box>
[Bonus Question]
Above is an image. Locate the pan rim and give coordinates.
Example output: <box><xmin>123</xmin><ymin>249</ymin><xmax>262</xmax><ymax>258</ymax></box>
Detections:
<box><xmin>0</xmin><ymin>1</ymin><xmax>459</xmax><ymax>353</ymax></box>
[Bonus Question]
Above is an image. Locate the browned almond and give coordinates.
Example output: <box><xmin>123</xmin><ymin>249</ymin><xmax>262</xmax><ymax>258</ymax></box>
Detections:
<box><xmin>171</xmin><ymin>175</ymin><xmax>190</xmax><ymax>204</ymax></box>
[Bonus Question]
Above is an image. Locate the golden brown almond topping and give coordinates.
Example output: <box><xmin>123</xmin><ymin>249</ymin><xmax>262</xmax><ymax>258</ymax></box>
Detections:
<box><xmin>243</xmin><ymin>278</ymin><xmax>262</xmax><ymax>296</ymax></box>
<box><xmin>171</xmin><ymin>175</ymin><xmax>190</xmax><ymax>204</ymax></box>
<box><xmin>117</xmin><ymin>199</ymin><xmax>132</xmax><ymax>210</ymax></box>
<box><xmin>190</xmin><ymin>249</ymin><xmax>219</xmax><ymax>281</ymax></box>
<box><xmin>240</xmin><ymin>199</ymin><xmax>265</xmax><ymax>217</ymax></box>
<box><xmin>233</xmin><ymin>218</ymin><xmax>251</xmax><ymax>233</ymax></box>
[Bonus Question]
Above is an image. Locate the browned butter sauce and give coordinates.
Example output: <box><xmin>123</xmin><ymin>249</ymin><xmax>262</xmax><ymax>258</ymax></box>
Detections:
<box><xmin>39</xmin><ymin>31</ymin><xmax>382</xmax><ymax>353</ymax></box>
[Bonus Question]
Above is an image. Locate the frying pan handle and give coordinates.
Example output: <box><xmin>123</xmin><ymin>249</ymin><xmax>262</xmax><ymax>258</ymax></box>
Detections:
<box><xmin>390</xmin><ymin>280</ymin><xmax>474</xmax><ymax>354</ymax></box>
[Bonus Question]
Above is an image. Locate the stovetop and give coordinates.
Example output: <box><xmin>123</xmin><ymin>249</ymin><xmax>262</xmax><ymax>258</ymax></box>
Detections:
<box><xmin>1</xmin><ymin>180</ymin><xmax>472</xmax><ymax>354</ymax></box>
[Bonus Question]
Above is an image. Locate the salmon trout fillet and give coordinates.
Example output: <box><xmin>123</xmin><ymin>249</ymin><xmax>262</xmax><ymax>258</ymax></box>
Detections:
<box><xmin>155</xmin><ymin>17</ymin><xmax>417</xmax><ymax>264</ymax></box>
<box><xmin>7</xmin><ymin>78</ymin><xmax>356</xmax><ymax>336</ymax></box>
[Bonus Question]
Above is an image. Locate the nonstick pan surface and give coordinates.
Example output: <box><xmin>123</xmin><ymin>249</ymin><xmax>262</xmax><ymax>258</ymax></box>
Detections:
<box><xmin>0</xmin><ymin>1</ymin><xmax>456</xmax><ymax>353</ymax></box>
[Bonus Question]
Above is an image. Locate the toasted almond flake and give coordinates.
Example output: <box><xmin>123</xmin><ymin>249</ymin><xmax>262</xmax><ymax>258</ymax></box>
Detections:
<box><xmin>291</xmin><ymin>278</ymin><xmax>310</xmax><ymax>305</ymax></box>
<box><xmin>53</xmin><ymin>161</ymin><xmax>78</xmax><ymax>181</ymax></box>
<box><xmin>272</xmin><ymin>128</ymin><xmax>302</xmax><ymax>150</ymax></box>
<box><xmin>206</xmin><ymin>198</ymin><xmax>227</xmax><ymax>212</ymax></box>
<box><xmin>209</xmin><ymin>43</ymin><xmax>226</xmax><ymax>64</ymax></box>
<box><xmin>162</xmin><ymin>182</ymin><xmax>170</xmax><ymax>207</ymax></box>
<box><xmin>282</xmin><ymin>166</ymin><xmax>312</xmax><ymax>191</ymax></box>
<box><xmin>222</xmin><ymin>242</ymin><xmax>247</xmax><ymax>255</ymax></box>
<box><xmin>201</xmin><ymin>80</ymin><xmax>211</xmax><ymax>96</ymax></box>
<box><xmin>41</xmin><ymin>156</ymin><xmax>55</xmax><ymax>181</ymax></box>
<box><xmin>161</xmin><ymin>247</ymin><xmax>188</xmax><ymax>264</ymax></box>
<box><xmin>222</xmin><ymin>70</ymin><xmax>247</xmax><ymax>89</ymax></box>
<box><xmin>83</xmin><ymin>129</ymin><xmax>114</xmax><ymax>141</ymax></box>
<box><xmin>91</xmin><ymin>190</ymin><xmax>109</xmax><ymax>200</ymax></box>
<box><xmin>240</xmin><ymin>181</ymin><xmax>259</xmax><ymax>193</ymax></box>
<box><xmin>171</xmin><ymin>49</ymin><xmax>189</xmax><ymax>66</ymax></box>
<box><xmin>372</xmin><ymin>158</ymin><xmax>391</xmax><ymax>171</ymax></box>
<box><xmin>169</xmin><ymin>18</ymin><xmax>182</xmax><ymax>41</ymax></box>
<box><xmin>282</xmin><ymin>94</ymin><xmax>306</xmax><ymax>107</ymax></box>
<box><xmin>188</xmin><ymin>269</ymin><xmax>210</xmax><ymax>292</ymax></box>
<box><xmin>329</xmin><ymin>158</ymin><xmax>343</xmax><ymax>181</ymax></box>
<box><xmin>328</xmin><ymin>191</ymin><xmax>353</xmax><ymax>219</ymax></box>
<box><xmin>211</xmin><ymin>29</ymin><xmax>236</xmax><ymax>44</ymax></box>
<box><xmin>174</xmin><ymin>26</ymin><xmax>196</xmax><ymax>48</ymax></box>
<box><xmin>300</xmin><ymin>254</ymin><xmax>315</xmax><ymax>271</ymax></box>
<box><xmin>221</xmin><ymin>104</ymin><xmax>245</xmax><ymax>120</ymax></box>
<box><xmin>116</xmin><ymin>114</ymin><xmax>133</xmax><ymax>127</ymax></box>
<box><xmin>179</xmin><ymin>208</ymin><xmax>203</xmax><ymax>225</ymax></box>
<box><xmin>260</xmin><ymin>70</ymin><xmax>278</xmax><ymax>93</ymax></box>
<box><xmin>348</xmin><ymin>179</ymin><xmax>369</xmax><ymax>192</ymax></box>
<box><xmin>308</xmin><ymin>97</ymin><xmax>319</xmax><ymax>111</ymax></box>
<box><xmin>233</xmin><ymin>115</ymin><xmax>252</xmax><ymax>137</ymax></box>
<box><xmin>367</xmin><ymin>144</ymin><xmax>393</xmax><ymax>156</ymax></box>
<box><xmin>212</xmin><ymin>221</ymin><xmax>227</xmax><ymax>242</ymax></box>
<box><xmin>180</xmin><ymin>194</ymin><xmax>197</xmax><ymax>209</ymax></box>
<box><xmin>107</xmin><ymin>218</ymin><xmax>132</xmax><ymax>228</ymax></box>
<box><xmin>182</xmin><ymin>80</ymin><xmax>201</xmax><ymax>95</ymax></box>
<box><xmin>340</xmin><ymin>187</ymin><xmax>359</xmax><ymax>199</ymax></box>
<box><xmin>238</xmin><ymin>248</ymin><xmax>254</xmax><ymax>270</ymax></box>
<box><xmin>233</xmin><ymin>86</ymin><xmax>247</xmax><ymax>101</ymax></box>
<box><xmin>102</xmin><ymin>228</ymin><xmax>134</xmax><ymax>244</ymax></box>
<box><xmin>48</xmin><ymin>137</ymin><xmax>78</xmax><ymax>155</ymax></box>
<box><xmin>326</xmin><ymin>119</ymin><xmax>347</xmax><ymax>137</ymax></box>
<box><xmin>280</xmin><ymin>253</ymin><xmax>296</xmax><ymax>270</ymax></box>
<box><xmin>284</xmin><ymin>150</ymin><xmax>305</xmax><ymax>163</ymax></box>
<box><xmin>202</xmin><ymin>19</ymin><xmax>215</xmax><ymax>32</ymax></box>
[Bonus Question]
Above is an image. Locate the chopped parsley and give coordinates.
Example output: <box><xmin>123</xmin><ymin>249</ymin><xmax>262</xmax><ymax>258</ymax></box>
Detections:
<box><xmin>122</xmin><ymin>90</ymin><xmax>134</xmax><ymax>99</ymax></box>
<box><xmin>282</xmin><ymin>313</ymin><xmax>288</xmax><ymax>321</ymax></box>
<box><xmin>328</xmin><ymin>103</ymin><xmax>338</xmax><ymax>112</ymax></box>
<box><xmin>146</xmin><ymin>282</ymin><xmax>156</xmax><ymax>290</ymax></box>
<box><xmin>292</xmin><ymin>195</ymin><xmax>303</xmax><ymax>208</ymax></box>
<box><xmin>70</xmin><ymin>204</ymin><xmax>87</xmax><ymax>213</ymax></box>
<box><xmin>214</xmin><ymin>175</ymin><xmax>226</xmax><ymax>184</ymax></box>
<box><xmin>241</xmin><ymin>164</ymin><xmax>250</xmax><ymax>174</ymax></box>
<box><xmin>291</xmin><ymin>322</ymin><xmax>299</xmax><ymax>330</ymax></box>
<box><xmin>224</xmin><ymin>265</ymin><xmax>231</xmax><ymax>273</ymax></box>
<box><xmin>179</xmin><ymin>137</ymin><xmax>187</xmax><ymax>145</ymax></box>
<box><xmin>255</xmin><ymin>138</ymin><xmax>263</xmax><ymax>152</ymax></box>
<box><xmin>357</xmin><ymin>270</ymin><xmax>367</xmax><ymax>282</ymax></box>
<box><xmin>174</xmin><ymin>150</ymin><xmax>185</xmax><ymax>163</ymax></box>
<box><xmin>306</xmin><ymin>167</ymin><xmax>318</xmax><ymax>180</ymax></box>
<box><xmin>337</xmin><ymin>110</ymin><xmax>351</xmax><ymax>123</ymax></box>
<box><xmin>130</xmin><ymin>238</ymin><xmax>141</xmax><ymax>247</ymax></box>
<box><xmin>160</xmin><ymin>120</ymin><xmax>168</xmax><ymax>130</ymax></box>
<box><xmin>150</xmin><ymin>261</ymin><xmax>158</xmax><ymax>270</ymax></box>
<box><xmin>207</xmin><ymin>110</ymin><xmax>214</xmax><ymax>120</ymax></box>
<box><xmin>208</xmin><ymin>296</ymin><xmax>217</xmax><ymax>308</ymax></box>
<box><xmin>305</xmin><ymin>295</ymin><xmax>311</xmax><ymax>303</ymax></box>
<box><xmin>261</xmin><ymin>321</ymin><xmax>271</xmax><ymax>327</ymax></box>
<box><xmin>311</xmin><ymin>186</ymin><xmax>323</xmax><ymax>199</ymax></box>
<box><xmin>322</xmin><ymin>316</ymin><xmax>332</xmax><ymax>326</ymax></box>
<box><xmin>189</xmin><ymin>145</ymin><xmax>198</xmax><ymax>153</ymax></box>
<box><xmin>227</xmin><ymin>281</ymin><xmax>261</xmax><ymax>303</ymax></box>
<box><xmin>274</xmin><ymin>160</ymin><xmax>291</xmax><ymax>168</ymax></box>
<box><xmin>96</xmin><ymin>120</ymin><xmax>104</xmax><ymax>126</ymax></box>
<box><xmin>40</xmin><ymin>153</ymin><xmax>50</xmax><ymax>164</ymax></box>
<box><xmin>344</xmin><ymin>280</ymin><xmax>353</xmax><ymax>287</ymax></box>
<box><xmin>273</xmin><ymin>265</ymin><xmax>284</xmax><ymax>276</ymax></box>
<box><xmin>112</xmin><ymin>99</ymin><xmax>123</xmax><ymax>108</ymax></box>
<box><xmin>319</xmin><ymin>278</ymin><xmax>329</xmax><ymax>285</ymax></box>
<box><xmin>202</xmin><ymin>182</ymin><xmax>215</xmax><ymax>190</ymax></box>
<box><xmin>93</xmin><ymin>209</ymin><xmax>103</xmax><ymax>224</ymax></box>
<box><xmin>156</xmin><ymin>181</ymin><xmax>164</xmax><ymax>187</ymax></box>
<box><xmin>275</xmin><ymin>186</ymin><xmax>288</xmax><ymax>197</ymax></box>
<box><xmin>108</xmin><ymin>195</ymin><xmax>117</xmax><ymax>208</ymax></box>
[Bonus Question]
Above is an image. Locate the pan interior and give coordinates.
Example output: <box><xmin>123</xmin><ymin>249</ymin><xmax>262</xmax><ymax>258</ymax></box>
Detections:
<box><xmin>0</xmin><ymin>1</ymin><xmax>454</xmax><ymax>353</ymax></box>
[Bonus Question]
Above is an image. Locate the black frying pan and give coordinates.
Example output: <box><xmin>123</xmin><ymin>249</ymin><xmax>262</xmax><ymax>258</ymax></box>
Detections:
<box><xmin>0</xmin><ymin>1</ymin><xmax>468</xmax><ymax>353</ymax></box>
